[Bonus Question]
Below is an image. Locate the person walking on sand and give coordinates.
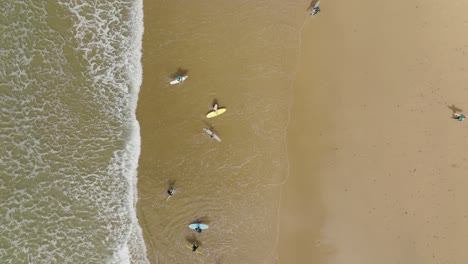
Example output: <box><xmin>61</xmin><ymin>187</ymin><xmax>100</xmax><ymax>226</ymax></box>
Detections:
<box><xmin>310</xmin><ymin>1</ymin><xmax>321</xmax><ymax>16</ymax></box>
<box><xmin>167</xmin><ymin>187</ymin><xmax>176</xmax><ymax>196</ymax></box>
<box><xmin>310</xmin><ymin>6</ymin><xmax>320</xmax><ymax>15</ymax></box>
<box><xmin>453</xmin><ymin>113</ymin><xmax>465</xmax><ymax>121</ymax></box>
<box><xmin>166</xmin><ymin>187</ymin><xmax>176</xmax><ymax>201</ymax></box>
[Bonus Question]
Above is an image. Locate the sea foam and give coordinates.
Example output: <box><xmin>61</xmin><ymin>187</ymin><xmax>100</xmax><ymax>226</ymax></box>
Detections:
<box><xmin>0</xmin><ymin>0</ymin><xmax>148</xmax><ymax>263</ymax></box>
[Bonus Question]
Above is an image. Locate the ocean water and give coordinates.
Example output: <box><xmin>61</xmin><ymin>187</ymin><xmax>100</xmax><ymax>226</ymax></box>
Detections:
<box><xmin>0</xmin><ymin>0</ymin><xmax>148</xmax><ymax>263</ymax></box>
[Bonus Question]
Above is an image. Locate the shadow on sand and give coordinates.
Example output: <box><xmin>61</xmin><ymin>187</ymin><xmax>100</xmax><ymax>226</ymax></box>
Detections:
<box><xmin>190</xmin><ymin>216</ymin><xmax>210</xmax><ymax>224</ymax></box>
<box><xmin>170</xmin><ymin>68</ymin><xmax>189</xmax><ymax>79</ymax></box>
<box><xmin>185</xmin><ymin>234</ymin><xmax>201</xmax><ymax>245</ymax></box>
<box><xmin>167</xmin><ymin>179</ymin><xmax>176</xmax><ymax>189</ymax></box>
<box><xmin>448</xmin><ymin>104</ymin><xmax>462</xmax><ymax>114</ymax></box>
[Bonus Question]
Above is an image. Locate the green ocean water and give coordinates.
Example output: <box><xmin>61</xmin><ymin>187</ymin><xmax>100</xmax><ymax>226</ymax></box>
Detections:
<box><xmin>0</xmin><ymin>0</ymin><xmax>147</xmax><ymax>263</ymax></box>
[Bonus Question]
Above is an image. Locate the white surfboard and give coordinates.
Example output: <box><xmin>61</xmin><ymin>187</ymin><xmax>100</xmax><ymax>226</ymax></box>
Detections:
<box><xmin>188</xmin><ymin>223</ymin><xmax>209</xmax><ymax>230</ymax></box>
<box><xmin>170</xmin><ymin>75</ymin><xmax>188</xmax><ymax>85</ymax></box>
<box><xmin>203</xmin><ymin>128</ymin><xmax>221</xmax><ymax>142</ymax></box>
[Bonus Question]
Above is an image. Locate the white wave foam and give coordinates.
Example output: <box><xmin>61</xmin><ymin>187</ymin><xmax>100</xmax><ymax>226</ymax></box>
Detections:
<box><xmin>118</xmin><ymin>0</ymin><xmax>148</xmax><ymax>262</ymax></box>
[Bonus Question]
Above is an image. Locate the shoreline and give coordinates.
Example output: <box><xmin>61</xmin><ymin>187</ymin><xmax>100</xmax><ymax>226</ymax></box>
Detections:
<box><xmin>278</xmin><ymin>14</ymin><xmax>332</xmax><ymax>262</ymax></box>
<box><xmin>136</xmin><ymin>0</ymin><xmax>306</xmax><ymax>263</ymax></box>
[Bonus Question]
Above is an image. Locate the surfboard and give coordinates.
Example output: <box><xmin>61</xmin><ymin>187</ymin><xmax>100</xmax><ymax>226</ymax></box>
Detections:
<box><xmin>188</xmin><ymin>223</ymin><xmax>209</xmax><ymax>230</ymax></box>
<box><xmin>169</xmin><ymin>75</ymin><xmax>188</xmax><ymax>85</ymax></box>
<box><xmin>206</xmin><ymin>108</ymin><xmax>227</xmax><ymax>118</ymax></box>
<box><xmin>185</xmin><ymin>245</ymin><xmax>203</xmax><ymax>255</ymax></box>
<box><xmin>203</xmin><ymin>128</ymin><xmax>221</xmax><ymax>142</ymax></box>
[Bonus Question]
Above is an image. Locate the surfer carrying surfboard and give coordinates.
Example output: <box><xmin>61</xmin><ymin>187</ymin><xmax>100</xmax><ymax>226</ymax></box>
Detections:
<box><xmin>453</xmin><ymin>113</ymin><xmax>465</xmax><ymax>121</ymax></box>
<box><xmin>188</xmin><ymin>223</ymin><xmax>209</xmax><ymax>232</ymax></box>
<box><xmin>169</xmin><ymin>75</ymin><xmax>188</xmax><ymax>85</ymax></box>
<box><xmin>310</xmin><ymin>6</ymin><xmax>320</xmax><ymax>15</ymax></box>
<box><xmin>191</xmin><ymin>242</ymin><xmax>199</xmax><ymax>252</ymax></box>
<box><xmin>310</xmin><ymin>1</ymin><xmax>321</xmax><ymax>16</ymax></box>
<box><xmin>203</xmin><ymin>128</ymin><xmax>222</xmax><ymax>142</ymax></box>
<box><xmin>206</xmin><ymin>103</ymin><xmax>227</xmax><ymax>119</ymax></box>
<box><xmin>167</xmin><ymin>187</ymin><xmax>175</xmax><ymax>196</ymax></box>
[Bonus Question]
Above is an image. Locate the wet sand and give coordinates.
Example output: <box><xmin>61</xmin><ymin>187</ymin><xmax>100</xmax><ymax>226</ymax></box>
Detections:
<box><xmin>280</xmin><ymin>0</ymin><xmax>468</xmax><ymax>263</ymax></box>
<box><xmin>136</xmin><ymin>0</ymin><xmax>305</xmax><ymax>263</ymax></box>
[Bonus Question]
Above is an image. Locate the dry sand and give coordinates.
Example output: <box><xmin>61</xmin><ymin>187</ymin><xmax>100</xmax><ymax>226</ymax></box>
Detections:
<box><xmin>280</xmin><ymin>0</ymin><xmax>468</xmax><ymax>263</ymax></box>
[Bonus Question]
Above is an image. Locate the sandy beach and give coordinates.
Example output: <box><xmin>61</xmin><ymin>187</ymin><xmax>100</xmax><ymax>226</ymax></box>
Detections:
<box><xmin>136</xmin><ymin>0</ymin><xmax>468</xmax><ymax>263</ymax></box>
<box><xmin>280</xmin><ymin>0</ymin><xmax>468</xmax><ymax>263</ymax></box>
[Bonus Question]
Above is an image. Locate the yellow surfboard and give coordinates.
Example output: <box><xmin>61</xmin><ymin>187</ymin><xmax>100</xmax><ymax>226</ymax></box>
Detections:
<box><xmin>206</xmin><ymin>108</ymin><xmax>227</xmax><ymax>118</ymax></box>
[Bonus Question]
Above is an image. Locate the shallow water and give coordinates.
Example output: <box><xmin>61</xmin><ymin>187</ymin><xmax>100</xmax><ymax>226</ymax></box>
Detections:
<box><xmin>0</xmin><ymin>0</ymin><xmax>147</xmax><ymax>263</ymax></box>
<box><xmin>137</xmin><ymin>0</ymin><xmax>307</xmax><ymax>263</ymax></box>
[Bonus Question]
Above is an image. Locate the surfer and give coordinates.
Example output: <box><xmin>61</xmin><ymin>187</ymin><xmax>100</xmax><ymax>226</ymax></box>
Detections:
<box><xmin>453</xmin><ymin>113</ymin><xmax>465</xmax><ymax>121</ymax></box>
<box><xmin>191</xmin><ymin>242</ymin><xmax>199</xmax><ymax>252</ymax></box>
<box><xmin>170</xmin><ymin>75</ymin><xmax>188</xmax><ymax>85</ymax></box>
<box><xmin>203</xmin><ymin>128</ymin><xmax>221</xmax><ymax>142</ymax></box>
<box><xmin>167</xmin><ymin>187</ymin><xmax>176</xmax><ymax>196</ymax></box>
<box><xmin>310</xmin><ymin>6</ymin><xmax>320</xmax><ymax>15</ymax></box>
<box><xmin>195</xmin><ymin>226</ymin><xmax>202</xmax><ymax>233</ymax></box>
<box><xmin>212</xmin><ymin>103</ymin><xmax>218</xmax><ymax>111</ymax></box>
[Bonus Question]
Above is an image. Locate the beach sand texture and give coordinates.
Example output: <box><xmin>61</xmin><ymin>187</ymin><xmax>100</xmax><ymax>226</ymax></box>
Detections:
<box><xmin>280</xmin><ymin>0</ymin><xmax>468</xmax><ymax>263</ymax></box>
<box><xmin>137</xmin><ymin>0</ymin><xmax>468</xmax><ymax>263</ymax></box>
